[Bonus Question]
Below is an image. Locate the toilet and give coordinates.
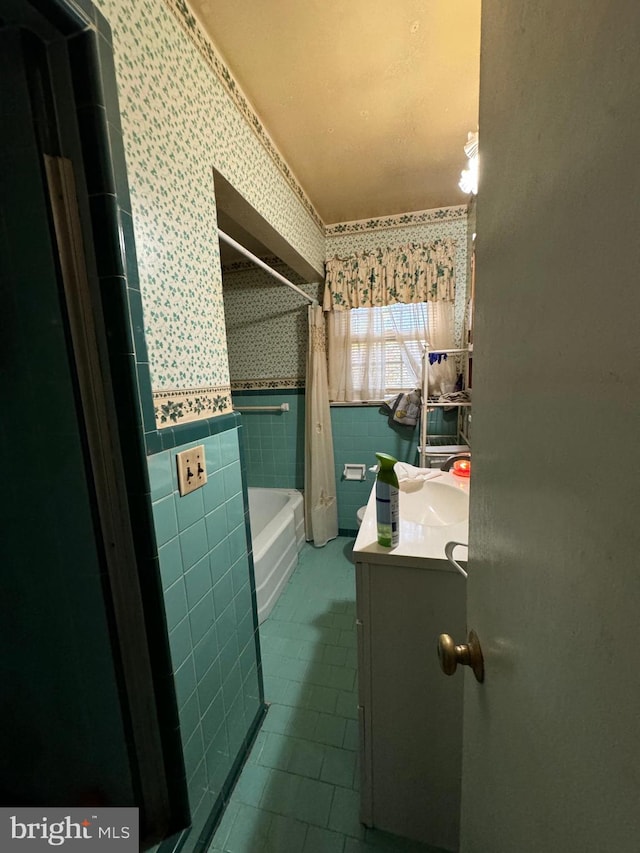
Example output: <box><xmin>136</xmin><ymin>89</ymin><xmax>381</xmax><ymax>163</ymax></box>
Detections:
<box><xmin>357</xmin><ymin>506</ymin><xmax>366</xmax><ymax>527</ymax></box>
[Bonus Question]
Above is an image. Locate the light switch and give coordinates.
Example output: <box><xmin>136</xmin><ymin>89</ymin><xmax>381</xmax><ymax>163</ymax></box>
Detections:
<box><xmin>176</xmin><ymin>445</ymin><xmax>207</xmax><ymax>496</ymax></box>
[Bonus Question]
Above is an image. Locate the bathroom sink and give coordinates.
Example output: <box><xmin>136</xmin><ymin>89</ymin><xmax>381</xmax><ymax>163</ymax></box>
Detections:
<box><xmin>401</xmin><ymin>480</ymin><xmax>469</xmax><ymax>527</ymax></box>
<box><xmin>353</xmin><ymin>470</ymin><xmax>469</xmax><ymax>562</ymax></box>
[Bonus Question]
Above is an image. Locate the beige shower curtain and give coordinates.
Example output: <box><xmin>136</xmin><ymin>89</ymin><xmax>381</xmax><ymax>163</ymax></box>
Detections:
<box><xmin>304</xmin><ymin>304</ymin><xmax>338</xmax><ymax>547</ymax></box>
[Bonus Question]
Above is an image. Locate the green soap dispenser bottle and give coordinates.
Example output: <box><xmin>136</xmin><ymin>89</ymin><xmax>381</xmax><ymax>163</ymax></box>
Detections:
<box><xmin>375</xmin><ymin>452</ymin><xmax>399</xmax><ymax>548</ymax></box>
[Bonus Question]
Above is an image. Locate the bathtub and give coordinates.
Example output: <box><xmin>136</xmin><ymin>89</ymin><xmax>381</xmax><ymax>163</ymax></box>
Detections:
<box><xmin>248</xmin><ymin>488</ymin><xmax>305</xmax><ymax>623</ymax></box>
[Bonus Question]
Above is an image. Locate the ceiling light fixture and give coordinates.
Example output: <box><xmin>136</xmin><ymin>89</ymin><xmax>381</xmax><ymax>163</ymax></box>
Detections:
<box><xmin>459</xmin><ymin>131</ymin><xmax>479</xmax><ymax>195</ymax></box>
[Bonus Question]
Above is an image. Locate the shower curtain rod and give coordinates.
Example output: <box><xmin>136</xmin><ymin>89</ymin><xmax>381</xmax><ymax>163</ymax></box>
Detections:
<box><xmin>218</xmin><ymin>229</ymin><xmax>317</xmax><ymax>306</ymax></box>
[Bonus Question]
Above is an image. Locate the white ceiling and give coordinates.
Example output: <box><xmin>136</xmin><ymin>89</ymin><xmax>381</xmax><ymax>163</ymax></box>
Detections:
<box><xmin>190</xmin><ymin>0</ymin><xmax>481</xmax><ymax>227</ymax></box>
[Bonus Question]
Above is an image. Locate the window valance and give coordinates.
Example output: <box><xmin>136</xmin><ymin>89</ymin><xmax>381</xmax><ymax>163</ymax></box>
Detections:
<box><xmin>323</xmin><ymin>239</ymin><xmax>457</xmax><ymax>311</ymax></box>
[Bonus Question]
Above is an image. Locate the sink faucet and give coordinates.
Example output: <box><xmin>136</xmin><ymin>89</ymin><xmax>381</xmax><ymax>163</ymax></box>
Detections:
<box><xmin>441</xmin><ymin>452</ymin><xmax>471</xmax><ymax>472</ymax></box>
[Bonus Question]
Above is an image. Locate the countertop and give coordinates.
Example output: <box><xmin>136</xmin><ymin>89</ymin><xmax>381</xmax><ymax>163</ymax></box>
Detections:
<box><xmin>353</xmin><ymin>470</ymin><xmax>470</xmax><ymax>570</ymax></box>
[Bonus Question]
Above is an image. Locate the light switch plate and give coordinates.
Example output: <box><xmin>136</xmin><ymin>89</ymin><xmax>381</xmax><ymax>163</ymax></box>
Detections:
<box><xmin>176</xmin><ymin>445</ymin><xmax>207</xmax><ymax>496</ymax></box>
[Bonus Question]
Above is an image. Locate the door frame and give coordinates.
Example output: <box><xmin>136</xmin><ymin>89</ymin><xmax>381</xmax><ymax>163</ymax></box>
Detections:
<box><xmin>3</xmin><ymin>0</ymin><xmax>189</xmax><ymax>844</ymax></box>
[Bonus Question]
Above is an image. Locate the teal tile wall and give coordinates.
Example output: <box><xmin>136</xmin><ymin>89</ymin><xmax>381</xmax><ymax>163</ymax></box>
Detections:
<box><xmin>233</xmin><ymin>392</ymin><xmax>305</xmax><ymax>489</ymax></box>
<box><xmin>231</xmin><ymin>392</ymin><xmax>457</xmax><ymax>533</ymax></box>
<box><xmin>0</xmin><ymin>15</ymin><xmax>134</xmax><ymax>808</ymax></box>
<box><xmin>149</xmin><ymin>427</ymin><xmax>263</xmax><ymax>831</ymax></box>
<box><xmin>331</xmin><ymin>406</ymin><xmax>458</xmax><ymax>533</ymax></box>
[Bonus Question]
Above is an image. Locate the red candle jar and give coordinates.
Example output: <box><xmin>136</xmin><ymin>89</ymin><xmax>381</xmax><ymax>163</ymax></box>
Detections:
<box><xmin>452</xmin><ymin>459</ymin><xmax>471</xmax><ymax>478</ymax></box>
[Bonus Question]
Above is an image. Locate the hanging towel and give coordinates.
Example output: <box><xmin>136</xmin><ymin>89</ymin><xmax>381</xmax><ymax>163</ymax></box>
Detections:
<box><xmin>435</xmin><ymin>389</ymin><xmax>471</xmax><ymax>411</ymax></box>
<box><xmin>383</xmin><ymin>389</ymin><xmax>421</xmax><ymax>427</ymax></box>
<box><xmin>394</xmin><ymin>462</ymin><xmax>442</xmax><ymax>483</ymax></box>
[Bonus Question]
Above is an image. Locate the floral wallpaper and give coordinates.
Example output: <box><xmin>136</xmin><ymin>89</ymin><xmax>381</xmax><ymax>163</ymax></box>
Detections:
<box><xmin>222</xmin><ymin>262</ymin><xmax>322</xmax><ymax>388</ymax></box>
<box><xmin>224</xmin><ymin>207</ymin><xmax>470</xmax><ymax>390</ymax></box>
<box><xmin>93</xmin><ymin>0</ymin><xmax>324</xmax><ymax>426</ymax></box>
<box><xmin>91</xmin><ymin>0</ymin><xmax>470</xmax><ymax>425</ymax></box>
<box><xmin>326</xmin><ymin>206</ymin><xmax>470</xmax><ymax>345</ymax></box>
<box><xmin>165</xmin><ymin>0</ymin><xmax>324</xmax><ymax>238</ymax></box>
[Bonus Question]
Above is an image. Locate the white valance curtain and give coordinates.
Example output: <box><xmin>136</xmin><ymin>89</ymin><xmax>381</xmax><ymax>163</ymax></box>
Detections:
<box><xmin>324</xmin><ymin>241</ymin><xmax>458</xmax><ymax>402</ymax></box>
<box><xmin>323</xmin><ymin>240</ymin><xmax>456</xmax><ymax>311</ymax></box>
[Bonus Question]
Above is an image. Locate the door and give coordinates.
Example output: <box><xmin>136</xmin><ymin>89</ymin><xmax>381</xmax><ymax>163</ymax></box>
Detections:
<box><xmin>460</xmin><ymin>3</ymin><xmax>640</xmax><ymax>851</ymax></box>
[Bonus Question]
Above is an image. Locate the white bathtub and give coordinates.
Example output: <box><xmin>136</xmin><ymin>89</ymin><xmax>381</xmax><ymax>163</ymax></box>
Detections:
<box><xmin>248</xmin><ymin>488</ymin><xmax>305</xmax><ymax>623</ymax></box>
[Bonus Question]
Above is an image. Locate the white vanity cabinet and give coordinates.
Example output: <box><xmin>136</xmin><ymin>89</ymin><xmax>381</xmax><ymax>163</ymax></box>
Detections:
<box><xmin>353</xmin><ymin>478</ymin><xmax>468</xmax><ymax>852</ymax></box>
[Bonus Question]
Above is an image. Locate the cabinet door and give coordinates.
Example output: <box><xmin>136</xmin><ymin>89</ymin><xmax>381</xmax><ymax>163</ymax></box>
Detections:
<box><xmin>356</xmin><ymin>559</ymin><xmax>466</xmax><ymax>850</ymax></box>
<box><xmin>355</xmin><ymin>561</ymin><xmax>373</xmax><ymax>826</ymax></box>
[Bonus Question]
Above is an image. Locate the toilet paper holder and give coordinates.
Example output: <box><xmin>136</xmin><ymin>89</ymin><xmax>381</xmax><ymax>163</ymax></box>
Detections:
<box><xmin>343</xmin><ymin>463</ymin><xmax>366</xmax><ymax>481</ymax></box>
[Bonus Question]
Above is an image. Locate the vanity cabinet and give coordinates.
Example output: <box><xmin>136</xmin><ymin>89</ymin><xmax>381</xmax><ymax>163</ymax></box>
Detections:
<box><xmin>353</xmin><ymin>483</ymin><xmax>467</xmax><ymax>852</ymax></box>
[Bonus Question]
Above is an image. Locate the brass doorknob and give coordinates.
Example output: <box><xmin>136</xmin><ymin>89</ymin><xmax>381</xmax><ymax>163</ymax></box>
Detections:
<box><xmin>437</xmin><ymin>630</ymin><xmax>484</xmax><ymax>683</ymax></box>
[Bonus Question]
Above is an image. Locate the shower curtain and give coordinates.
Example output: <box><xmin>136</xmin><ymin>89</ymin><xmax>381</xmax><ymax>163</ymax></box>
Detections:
<box><xmin>304</xmin><ymin>304</ymin><xmax>338</xmax><ymax>547</ymax></box>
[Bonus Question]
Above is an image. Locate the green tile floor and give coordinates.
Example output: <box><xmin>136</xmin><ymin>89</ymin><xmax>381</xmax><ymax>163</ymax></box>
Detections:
<box><xmin>208</xmin><ymin>537</ymin><xmax>446</xmax><ymax>853</ymax></box>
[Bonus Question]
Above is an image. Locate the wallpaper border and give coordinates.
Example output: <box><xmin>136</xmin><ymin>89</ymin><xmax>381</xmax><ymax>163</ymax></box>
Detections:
<box><xmin>165</xmin><ymin>0</ymin><xmax>324</xmax><ymax>234</ymax></box>
<box><xmin>154</xmin><ymin>385</ymin><xmax>233</xmax><ymax>427</ymax></box>
<box><xmin>325</xmin><ymin>204</ymin><xmax>468</xmax><ymax>235</ymax></box>
<box><xmin>221</xmin><ymin>256</ymin><xmax>283</xmax><ymax>274</ymax></box>
<box><xmin>231</xmin><ymin>378</ymin><xmax>305</xmax><ymax>391</ymax></box>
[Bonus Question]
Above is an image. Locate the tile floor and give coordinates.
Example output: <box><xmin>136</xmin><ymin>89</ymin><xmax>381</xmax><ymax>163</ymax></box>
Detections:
<box><xmin>208</xmin><ymin>537</ymin><xmax>445</xmax><ymax>853</ymax></box>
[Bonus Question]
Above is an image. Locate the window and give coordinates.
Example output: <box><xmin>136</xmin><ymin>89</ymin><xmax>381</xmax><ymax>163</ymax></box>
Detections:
<box><xmin>349</xmin><ymin>303</ymin><xmax>426</xmax><ymax>395</ymax></box>
<box><xmin>327</xmin><ymin>300</ymin><xmax>456</xmax><ymax>402</ymax></box>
